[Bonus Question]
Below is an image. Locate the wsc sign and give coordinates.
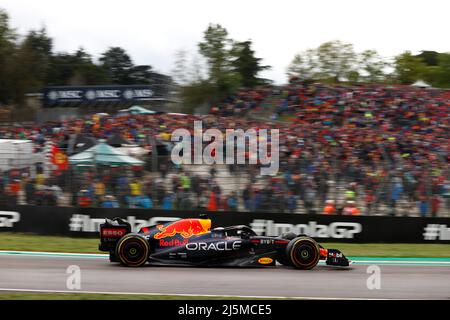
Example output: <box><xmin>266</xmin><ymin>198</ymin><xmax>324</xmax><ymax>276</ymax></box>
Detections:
<box><xmin>43</xmin><ymin>85</ymin><xmax>156</xmax><ymax>106</ymax></box>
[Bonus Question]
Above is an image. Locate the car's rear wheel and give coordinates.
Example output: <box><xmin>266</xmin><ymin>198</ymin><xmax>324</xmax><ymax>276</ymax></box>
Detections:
<box><xmin>116</xmin><ymin>234</ymin><xmax>150</xmax><ymax>267</ymax></box>
<box><xmin>286</xmin><ymin>236</ymin><xmax>320</xmax><ymax>270</ymax></box>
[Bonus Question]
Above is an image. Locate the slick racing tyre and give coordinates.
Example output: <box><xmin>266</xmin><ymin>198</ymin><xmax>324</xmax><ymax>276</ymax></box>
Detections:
<box><xmin>116</xmin><ymin>234</ymin><xmax>150</xmax><ymax>267</ymax></box>
<box><xmin>276</xmin><ymin>232</ymin><xmax>297</xmax><ymax>266</ymax></box>
<box><xmin>286</xmin><ymin>236</ymin><xmax>320</xmax><ymax>270</ymax></box>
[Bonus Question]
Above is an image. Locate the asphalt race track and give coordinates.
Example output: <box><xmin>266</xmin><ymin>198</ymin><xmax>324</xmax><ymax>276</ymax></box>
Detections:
<box><xmin>0</xmin><ymin>252</ymin><xmax>449</xmax><ymax>299</ymax></box>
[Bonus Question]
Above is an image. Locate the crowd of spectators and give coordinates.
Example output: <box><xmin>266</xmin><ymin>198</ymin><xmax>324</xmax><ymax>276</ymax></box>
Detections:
<box><xmin>0</xmin><ymin>81</ymin><xmax>448</xmax><ymax>216</ymax></box>
<box><xmin>269</xmin><ymin>81</ymin><xmax>449</xmax><ymax>215</ymax></box>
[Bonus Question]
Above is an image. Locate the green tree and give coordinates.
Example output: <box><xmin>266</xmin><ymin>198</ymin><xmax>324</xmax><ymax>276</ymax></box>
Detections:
<box><xmin>287</xmin><ymin>48</ymin><xmax>319</xmax><ymax>81</ymax></box>
<box><xmin>316</xmin><ymin>40</ymin><xmax>356</xmax><ymax>82</ymax></box>
<box><xmin>231</xmin><ymin>40</ymin><xmax>270</xmax><ymax>88</ymax></box>
<box><xmin>99</xmin><ymin>47</ymin><xmax>134</xmax><ymax>84</ymax></box>
<box><xmin>415</xmin><ymin>50</ymin><xmax>439</xmax><ymax>66</ymax></box>
<box><xmin>347</xmin><ymin>70</ymin><xmax>360</xmax><ymax>84</ymax></box>
<box><xmin>435</xmin><ymin>53</ymin><xmax>450</xmax><ymax>88</ymax></box>
<box><xmin>128</xmin><ymin>65</ymin><xmax>153</xmax><ymax>84</ymax></box>
<box><xmin>0</xmin><ymin>9</ymin><xmax>17</xmax><ymax>104</ymax></box>
<box><xmin>73</xmin><ymin>48</ymin><xmax>111</xmax><ymax>85</ymax></box>
<box><xmin>198</xmin><ymin>24</ymin><xmax>239</xmax><ymax>97</ymax></box>
<box><xmin>287</xmin><ymin>41</ymin><xmax>357</xmax><ymax>83</ymax></box>
<box><xmin>358</xmin><ymin>49</ymin><xmax>387</xmax><ymax>83</ymax></box>
<box><xmin>99</xmin><ymin>47</ymin><xmax>153</xmax><ymax>84</ymax></box>
<box><xmin>47</xmin><ymin>48</ymin><xmax>110</xmax><ymax>86</ymax></box>
<box><xmin>47</xmin><ymin>52</ymin><xmax>79</xmax><ymax>85</ymax></box>
<box><xmin>394</xmin><ymin>51</ymin><xmax>427</xmax><ymax>84</ymax></box>
<box><xmin>10</xmin><ymin>27</ymin><xmax>53</xmax><ymax>104</ymax></box>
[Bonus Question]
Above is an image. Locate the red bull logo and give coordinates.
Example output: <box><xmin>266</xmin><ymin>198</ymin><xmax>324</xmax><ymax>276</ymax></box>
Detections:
<box><xmin>159</xmin><ymin>239</ymin><xmax>189</xmax><ymax>247</ymax></box>
<box><xmin>154</xmin><ymin>218</ymin><xmax>211</xmax><ymax>239</ymax></box>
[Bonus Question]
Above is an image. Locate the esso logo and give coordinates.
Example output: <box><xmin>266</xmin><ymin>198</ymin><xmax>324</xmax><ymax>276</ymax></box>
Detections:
<box><xmin>101</xmin><ymin>228</ymin><xmax>126</xmax><ymax>237</ymax></box>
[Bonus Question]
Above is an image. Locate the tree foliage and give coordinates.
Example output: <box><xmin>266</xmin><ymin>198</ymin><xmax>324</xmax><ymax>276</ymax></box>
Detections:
<box><xmin>99</xmin><ymin>47</ymin><xmax>154</xmax><ymax>85</ymax></box>
<box><xmin>287</xmin><ymin>49</ymin><xmax>318</xmax><ymax>82</ymax></box>
<box><xmin>231</xmin><ymin>40</ymin><xmax>270</xmax><ymax>88</ymax></box>
<box><xmin>359</xmin><ymin>49</ymin><xmax>387</xmax><ymax>83</ymax></box>
<box><xmin>435</xmin><ymin>53</ymin><xmax>450</xmax><ymax>88</ymax></box>
<box><xmin>288</xmin><ymin>41</ymin><xmax>359</xmax><ymax>82</ymax></box>
<box><xmin>178</xmin><ymin>24</ymin><xmax>270</xmax><ymax>110</ymax></box>
<box><xmin>316</xmin><ymin>41</ymin><xmax>356</xmax><ymax>82</ymax></box>
<box><xmin>9</xmin><ymin>28</ymin><xmax>53</xmax><ymax>104</ymax></box>
<box><xmin>415</xmin><ymin>51</ymin><xmax>439</xmax><ymax>66</ymax></box>
<box><xmin>198</xmin><ymin>24</ymin><xmax>232</xmax><ymax>86</ymax></box>
<box><xmin>0</xmin><ymin>9</ymin><xmax>16</xmax><ymax>104</ymax></box>
<box><xmin>394</xmin><ymin>51</ymin><xmax>427</xmax><ymax>84</ymax></box>
<box><xmin>287</xmin><ymin>43</ymin><xmax>450</xmax><ymax>87</ymax></box>
<box><xmin>394</xmin><ymin>50</ymin><xmax>450</xmax><ymax>88</ymax></box>
<box><xmin>47</xmin><ymin>49</ymin><xmax>109</xmax><ymax>86</ymax></box>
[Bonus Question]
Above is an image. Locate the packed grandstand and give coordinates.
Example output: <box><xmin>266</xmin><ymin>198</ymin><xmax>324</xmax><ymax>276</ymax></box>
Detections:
<box><xmin>0</xmin><ymin>81</ymin><xmax>449</xmax><ymax>216</ymax></box>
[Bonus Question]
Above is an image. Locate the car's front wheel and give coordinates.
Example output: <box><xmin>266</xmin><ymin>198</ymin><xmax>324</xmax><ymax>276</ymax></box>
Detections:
<box><xmin>286</xmin><ymin>236</ymin><xmax>320</xmax><ymax>270</ymax></box>
<box><xmin>116</xmin><ymin>234</ymin><xmax>150</xmax><ymax>267</ymax></box>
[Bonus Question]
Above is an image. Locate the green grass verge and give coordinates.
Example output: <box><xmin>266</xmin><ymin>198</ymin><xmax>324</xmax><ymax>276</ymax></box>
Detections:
<box><xmin>0</xmin><ymin>293</ymin><xmax>276</xmax><ymax>300</ymax></box>
<box><xmin>0</xmin><ymin>233</ymin><xmax>99</xmax><ymax>253</ymax></box>
<box><xmin>1</xmin><ymin>233</ymin><xmax>449</xmax><ymax>257</ymax></box>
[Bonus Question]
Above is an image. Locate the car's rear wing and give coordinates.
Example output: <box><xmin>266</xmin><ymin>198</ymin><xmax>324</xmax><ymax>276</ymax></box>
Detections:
<box><xmin>98</xmin><ymin>218</ymin><xmax>132</xmax><ymax>252</ymax></box>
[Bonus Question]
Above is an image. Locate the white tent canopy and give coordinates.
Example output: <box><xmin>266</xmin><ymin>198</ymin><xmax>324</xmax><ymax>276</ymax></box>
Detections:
<box><xmin>411</xmin><ymin>80</ymin><xmax>431</xmax><ymax>88</ymax></box>
<box><xmin>69</xmin><ymin>141</ymin><xmax>144</xmax><ymax>166</ymax></box>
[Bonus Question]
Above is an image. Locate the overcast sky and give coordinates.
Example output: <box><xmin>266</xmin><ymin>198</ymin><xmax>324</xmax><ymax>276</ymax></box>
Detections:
<box><xmin>2</xmin><ymin>0</ymin><xmax>449</xmax><ymax>84</ymax></box>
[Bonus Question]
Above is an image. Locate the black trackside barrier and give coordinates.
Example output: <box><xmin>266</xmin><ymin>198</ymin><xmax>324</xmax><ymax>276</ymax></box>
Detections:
<box><xmin>0</xmin><ymin>205</ymin><xmax>450</xmax><ymax>243</ymax></box>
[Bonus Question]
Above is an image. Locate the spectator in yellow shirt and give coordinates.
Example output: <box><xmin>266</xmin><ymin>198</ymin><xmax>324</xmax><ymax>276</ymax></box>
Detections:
<box><xmin>94</xmin><ymin>180</ymin><xmax>105</xmax><ymax>205</ymax></box>
<box><xmin>35</xmin><ymin>173</ymin><xmax>45</xmax><ymax>186</ymax></box>
<box><xmin>129</xmin><ymin>179</ymin><xmax>142</xmax><ymax>196</ymax></box>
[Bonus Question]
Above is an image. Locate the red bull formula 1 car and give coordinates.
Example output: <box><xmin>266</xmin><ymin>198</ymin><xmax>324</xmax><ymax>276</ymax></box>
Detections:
<box><xmin>98</xmin><ymin>216</ymin><xmax>351</xmax><ymax>269</ymax></box>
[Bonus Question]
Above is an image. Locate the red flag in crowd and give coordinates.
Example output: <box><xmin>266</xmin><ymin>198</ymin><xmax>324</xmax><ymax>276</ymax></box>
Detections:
<box><xmin>51</xmin><ymin>145</ymin><xmax>69</xmax><ymax>171</ymax></box>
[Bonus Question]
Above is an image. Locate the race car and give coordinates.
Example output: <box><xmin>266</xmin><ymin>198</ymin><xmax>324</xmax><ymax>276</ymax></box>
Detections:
<box><xmin>98</xmin><ymin>215</ymin><xmax>351</xmax><ymax>269</ymax></box>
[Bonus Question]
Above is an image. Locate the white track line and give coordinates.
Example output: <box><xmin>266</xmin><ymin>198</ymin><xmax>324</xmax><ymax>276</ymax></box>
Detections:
<box><xmin>0</xmin><ymin>288</ymin><xmax>389</xmax><ymax>300</ymax></box>
<box><xmin>0</xmin><ymin>250</ymin><xmax>108</xmax><ymax>257</ymax></box>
